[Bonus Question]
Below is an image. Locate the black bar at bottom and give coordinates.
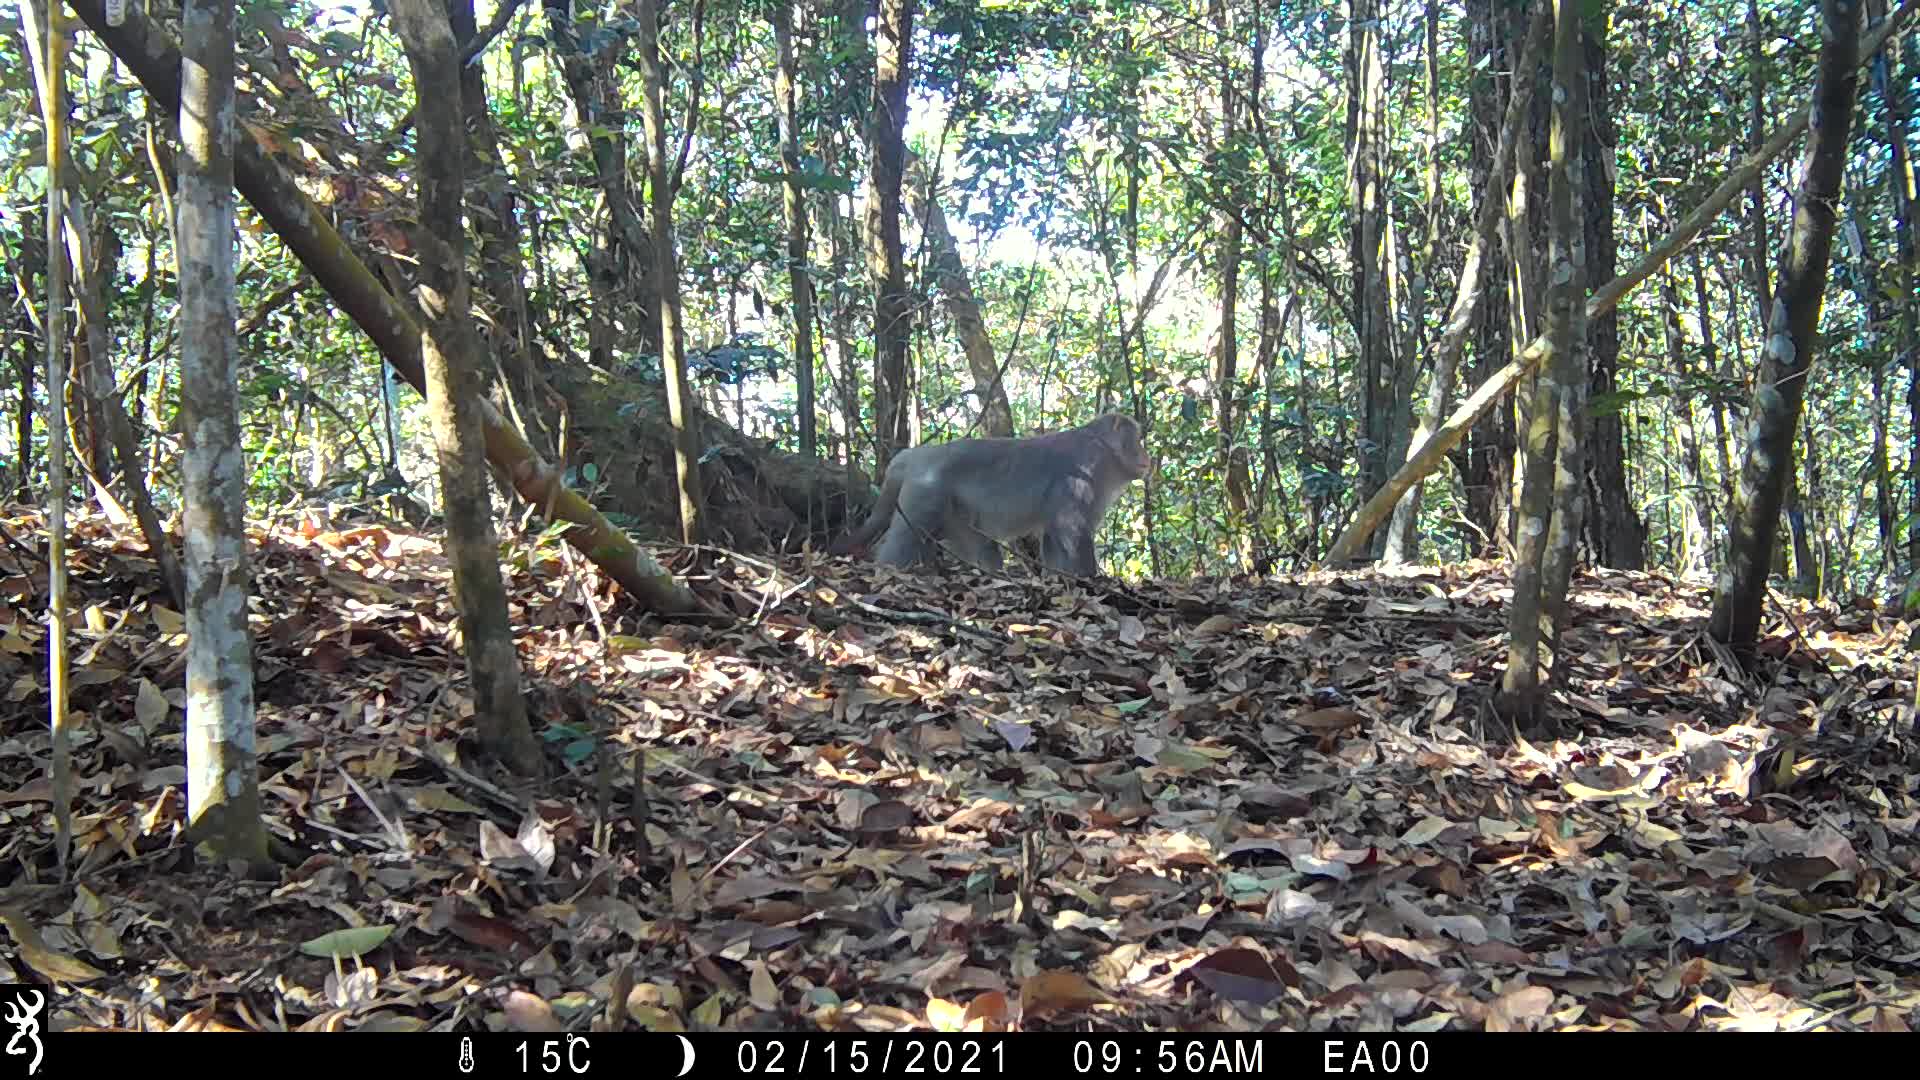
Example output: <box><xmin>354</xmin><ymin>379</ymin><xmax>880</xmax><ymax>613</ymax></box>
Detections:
<box><xmin>32</xmin><ymin>1028</ymin><xmax>1865</xmax><ymax>1077</ymax></box>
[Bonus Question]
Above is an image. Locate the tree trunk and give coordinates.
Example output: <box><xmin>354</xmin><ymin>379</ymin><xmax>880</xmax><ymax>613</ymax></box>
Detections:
<box><xmin>389</xmin><ymin>0</ymin><xmax>543</xmax><ymax>777</ymax></box>
<box><xmin>1710</xmin><ymin>0</ymin><xmax>1862</xmax><ymax>649</ymax></box>
<box><xmin>1692</xmin><ymin>252</ymin><xmax>1736</xmax><ymax>512</ymax></box>
<box><xmin>1841</xmin><ymin>189</ymin><xmax>1898</xmax><ymax>580</ymax></box>
<box><xmin>544</xmin><ymin>1</ymin><xmax>660</xmax><ymax>365</ymax></box>
<box><xmin>1540</xmin><ymin>16</ymin><xmax>1591</xmax><ymax>640</ymax></box>
<box><xmin>772</xmin><ymin>0</ymin><xmax>819</xmax><ymax>459</ymax></box>
<box><xmin>1869</xmin><ymin>0</ymin><xmax>1919</xmax><ymax>584</ymax></box>
<box><xmin>1211</xmin><ymin>0</ymin><xmax>1248</xmax><ymax>562</ymax></box>
<box><xmin>19</xmin><ymin>0</ymin><xmax>75</xmax><ymax>876</ymax></box>
<box><xmin>1745</xmin><ymin>0</ymin><xmax>1775</xmax><ymax>329</ymax></box>
<box><xmin>176</xmin><ymin>0</ymin><xmax>270</xmax><ymax>868</ymax></box>
<box><xmin>1580</xmin><ymin>20</ymin><xmax>1644</xmax><ymax>569</ymax></box>
<box><xmin>1463</xmin><ymin>0</ymin><xmax>1514</xmax><ymax>557</ymax></box>
<box><xmin>1346</xmin><ymin>0</ymin><xmax>1393</xmax><ymax>556</ymax></box>
<box><xmin>1390</xmin><ymin>4</ymin><xmax>1546</xmax><ymax>566</ymax></box>
<box><xmin>867</xmin><ymin>0</ymin><xmax>914</xmax><ymax>472</ymax></box>
<box><xmin>447</xmin><ymin>0</ymin><xmax>553</xmax><ymax>456</ymax></box>
<box><xmin>1498</xmin><ymin>0</ymin><xmax>1580</xmax><ymax>730</ymax></box>
<box><xmin>826</xmin><ymin>165</ymin><xmax>863</xmax><ymax>484</ymax></box>
<box><xmin>1381</xmin><ymin>0</ymin><xmax>1442</xmax><ymax>565</ymax></box>
<box><xmin>1658</xmin><ymin>251</ymin><xmax>1715</xmax><ymax>565</ymax></box>
<box><xmin>904</xmin><ymin>153</ymin><xmax>1013</xmax><ymax>438</ymax></box>
<box><xmin>637</xmin><ymin>0</ymin><xmax>706</xmax><ymax>545</ymax></box>
<box><xmin>62</xmin><ymin>204</ymin><xmax>186</xmax><ymax>609</ymax></box>
<box><xmin>11</xmin><ymin>312</ymin><xmax>34</xmax><ymax>498</ymax></box>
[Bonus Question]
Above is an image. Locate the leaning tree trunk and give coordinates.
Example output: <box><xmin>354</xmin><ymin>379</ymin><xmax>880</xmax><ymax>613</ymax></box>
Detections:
<box><xmin>1711</xmin><ymin>0</ymin><xmax>1863</xmax><ymax>650</ymax></box>
<box><xmin>69</xmin><ymin>0</ymin><xmax>702</xmax><ymax>617</ymax></box>
<box><xmin>905</xmin><ymin>152</ymin><xmax>1014</xmax><ymax>439</ymax></box>
<box><xmin>63</xmin><ymin>197</ymin><xmax>185</xmax><ymax>610</ymax></box>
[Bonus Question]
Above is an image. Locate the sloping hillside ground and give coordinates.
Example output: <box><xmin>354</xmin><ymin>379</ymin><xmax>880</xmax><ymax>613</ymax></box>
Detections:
<box><xmin>0</xmin><ymin>503</ymin><xmax>1915</xmax><ymax>1033</ymax></box>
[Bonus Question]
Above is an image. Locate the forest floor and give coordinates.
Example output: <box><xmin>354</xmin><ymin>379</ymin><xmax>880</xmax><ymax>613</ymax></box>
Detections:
<box><xmin>0</xmin><ymin>501</ymin><xmax>1917</xmax><ymax>1034</ymax></box>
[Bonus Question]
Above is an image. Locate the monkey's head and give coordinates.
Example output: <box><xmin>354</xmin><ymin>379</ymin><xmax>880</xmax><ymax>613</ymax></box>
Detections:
<box><xmin>1091</xmin><ymin>413</ymin><xmax>1152</xmax><ymax>479</ymax></box>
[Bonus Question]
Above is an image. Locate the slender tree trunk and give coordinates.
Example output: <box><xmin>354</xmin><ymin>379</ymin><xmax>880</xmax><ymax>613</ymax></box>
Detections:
<box><xmin>1212</xmin><ymin>0</ymin><xmax>1249</xmax><ymax>561</ymax></box>
<box><xmin>1580</xmin><ymin>18</ymin><xmax>1643</xmax><ymax>569</ymax></box>
<box><xmin>1250</xmin><ymin>267</ymin><xmax>1287</xmax><ymax>573</ymax></box>
<box><xmin>1658</xmin><ymin>250</ymin><xmax>1715</xmax><ymax>563</ymax></box>
<box><xmin>1869</xmin><ymin>0</ymin><xmax>1919</xmax><ymax>583</ymax></box>
<box><xmin>1382</xmin><ymin>0</ymin><xmax>1443</xmax><ymax>565</ymax></box>
<box><xmin>1711</xmin><ymin>0</ymin><xmax>1862</xmax><ymax>649</ymax></box>
<box><xmin>1391</xmin><ymin>4</ymin><xmax>1546</xmax><ymax>565</ymax></box>
<box><xmin>1463</xmin><ymin>0</ymin><xmax>1515</xmax><ymax>556</ymax></box>
<box><xmin>389</xmin><ymin>0</ymin><xmax>543</xmax><ymax>776</ymax></box>
<box><xmin>904</xmin><ymin>153</ymin><xmax>1013</xmax><ymax>438</ymax></box>
<box><xmin>544</xmin><ymin>2</ymin><xmax>660</xmax><ymax>364</ymax></box>
<box><xmin>867</xmin><ymin>0</ymin><xmax>914</xmax><ymax>472</ymax></box>
<box><xmin>826</xmin><ymin>172</ymin><xmax>863</xmax><ymax>486</ymax></box>
<box><xmin>1869</xmin><ymin>328</ymin><xmax>1897</xmax><ymax>578</ymax></box>
<box><xmin>1746</xmin><ymin>0</ymin><xmax>1775</xmax><ymax>329</ymax></box>
<box><xmin>1693</xmin><ymin>252</ymin><xmax>1737</xmax><ymax>509</ymax></box>
<box><xmin>1498</xmin><ymin>0</ymin><xmax>1580</xmax><ymax>730</ymax></box>
<box><xmin>447</xmin><ymin>0</ymin><xmax>552</xmax><ymax>455</ymax></box>
<box><xmin>1540</xmin><ymin>29</ymin><xmax>1590</xmax><ymax>637</ymax></box>
<box><xmin>20</xmin><ymin>0</ymin><xmax>74</xmax><ymax>877</ymax></box>
<box><xmin>637</xmin><ymin>0</ymin><xmax>706</xmax><ymax>544</ymax></box>
<box><xmin>1346</xmin><ymin>0</ymin><xmax>1393</xmax><ymax>556</ymax></box>
<box><xmin>176</xmin><ymin>0</ymin><xmax>269</xmax><ymax>867</ymax></box>
<box><xmin>827</xmin><ymin>0</ymin><xmax>870</xmax><ymax>485</ymax></box>
<box><xmin>61</xmin><ymin>205</ymin><xmax>186</xmax><ymax>609</ymax></box>
<box><xmin>1502</xmin><ymin>0</ymin><xmax>1549</xmax><ymax>556</ymax></box>
<box><xmin>772</xmin><ymin>0</ymin><xmax>819</xmax><ymax>458</ymax></box>
<box><xmin>12</xmin><ymin>317</ymin><xmax>35</xmax><ymax>497</ymax></box>
<box><xmin>1842</xmin><ymin>192</ymin><xmax>1898</xmax><ymax>579</ymax></box>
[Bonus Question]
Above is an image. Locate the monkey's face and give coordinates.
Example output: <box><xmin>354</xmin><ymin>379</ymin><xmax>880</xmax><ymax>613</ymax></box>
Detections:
<box><xmin>1102</xmin><ymin>416</ymin><xmax>1152</xmax><ymax>478</ymax></box>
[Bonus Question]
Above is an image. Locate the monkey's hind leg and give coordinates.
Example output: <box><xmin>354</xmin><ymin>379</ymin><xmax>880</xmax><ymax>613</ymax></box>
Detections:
<box><xmin>875</xmin><ymin>484</ymin><xmax>949</xmax><ymax>568</ymax></box>
<box><xmin>945</xmin><ymin>521</ymin><xmax>1005</xmax><ymax>572</ymax></box>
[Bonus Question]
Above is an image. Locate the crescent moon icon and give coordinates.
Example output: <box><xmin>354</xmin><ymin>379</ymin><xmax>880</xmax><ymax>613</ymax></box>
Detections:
<box><xmin>676</xmin><ymin>1034</ymin><xmax>696</xmax><ymax>1077</ymax></box>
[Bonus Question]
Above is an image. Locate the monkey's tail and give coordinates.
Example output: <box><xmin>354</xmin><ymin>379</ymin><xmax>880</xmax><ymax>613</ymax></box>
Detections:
<box><xmin>828</xmin><ymin>464</ymin><xmax>904</xmax><ymax>555</ymax></box>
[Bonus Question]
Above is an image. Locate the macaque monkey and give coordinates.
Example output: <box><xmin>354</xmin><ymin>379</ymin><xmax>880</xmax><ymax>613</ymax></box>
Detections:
<box><xmin>831</xmin><ymin>413</ymin><xmax>1151</xmax><ymax>576</ymax></box>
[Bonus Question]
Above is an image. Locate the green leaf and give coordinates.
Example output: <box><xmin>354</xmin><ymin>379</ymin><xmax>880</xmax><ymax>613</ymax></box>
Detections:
<box><xmin>299</xmin><ymin>925</ymin><xmax>395</xmax><ymax>959</ymax></box>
